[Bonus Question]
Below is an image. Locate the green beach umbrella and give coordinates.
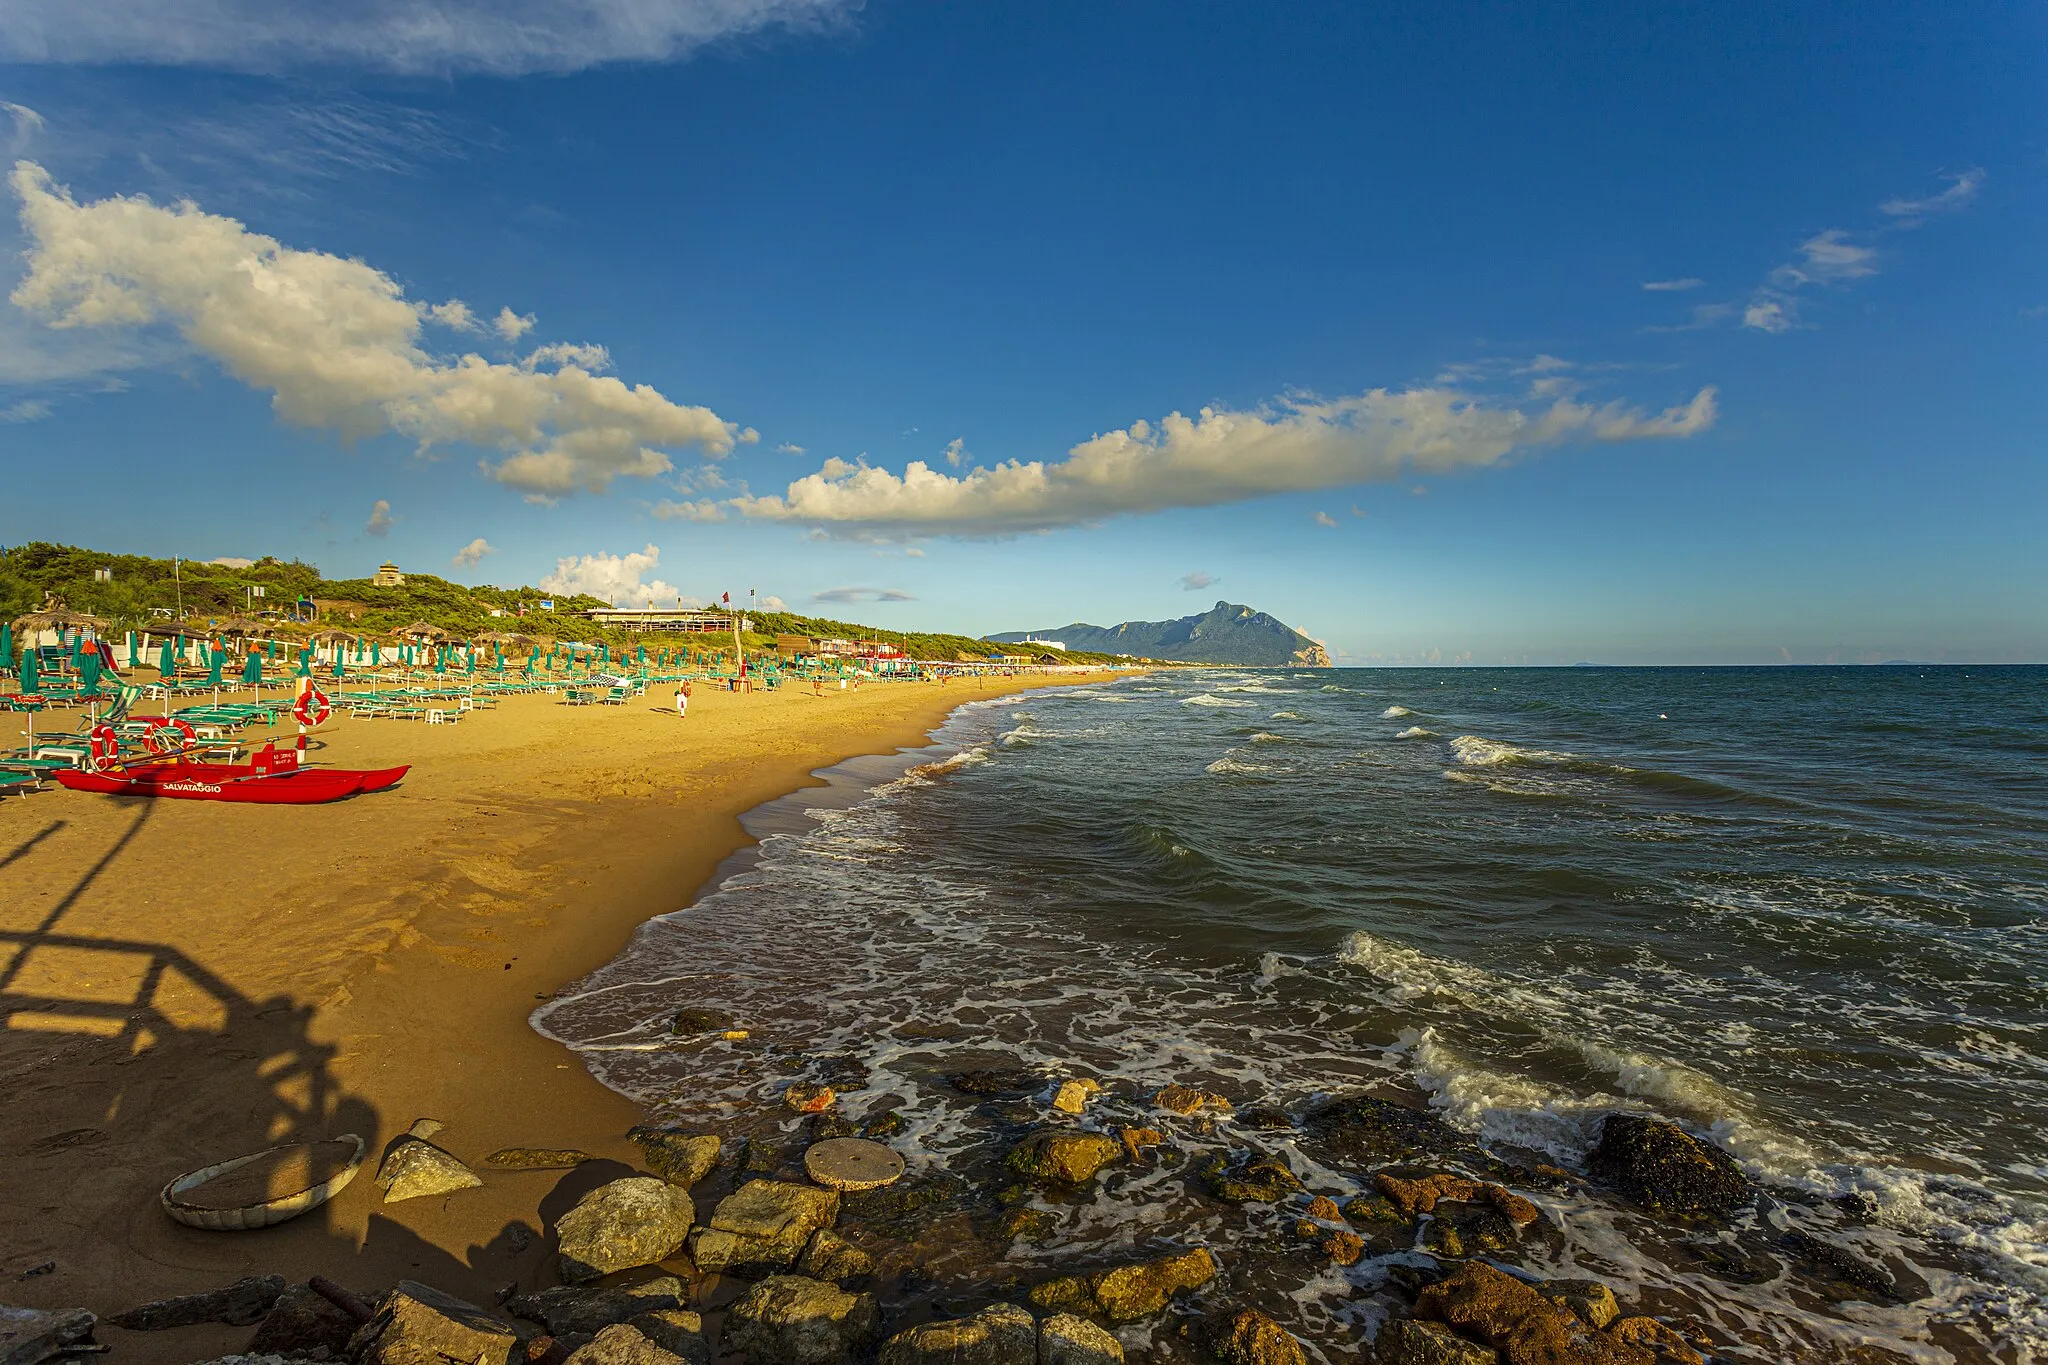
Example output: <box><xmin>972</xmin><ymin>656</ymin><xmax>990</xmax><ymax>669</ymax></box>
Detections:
<box><xmin>434</xmin><ymin>646</ymin><xmax>446</xmax><ymax>675</ymax></box>
<box><xmin>157</xmin><ymin>637</ymin><xmax>175</xmax><ymax>677</ymax></box>
<box><xmin>0</xmin><ymin>622</ymin><xmax>10</xmax><ymax>670</ymax></box>
<box><xmin>241</xmin><ymin>651</ymin><xmax>261</xmax><ymax>685</ymax></box>
<box><xmin>126</xmin><ymin>631</ymin><xmax>139</xmax><ymax>669</ymax></box>
<box><xmin>205</xmin><ymin>648</ymin><xmax>224</xmax><ymax>687</ymax></box>
<box><xmin>297</xmin><ymin>648</ymin><xmax>312</xmax><ymax>678</ymax></box>
<box><xmin>19</xmin><ymin>646</ymin><xmax>38</xmax><ymax>693</ymax></box>
<box><xmin>80</xmin><ymin>648</ymin><xmax>102</xmax><ymax>697</ymax></box>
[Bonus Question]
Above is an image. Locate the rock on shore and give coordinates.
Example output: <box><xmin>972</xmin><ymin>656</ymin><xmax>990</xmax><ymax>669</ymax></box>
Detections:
<box><xmin>555</xmin><ymin>1178</ymin><xmax>696</xmax><ymax>1284</ymax></box>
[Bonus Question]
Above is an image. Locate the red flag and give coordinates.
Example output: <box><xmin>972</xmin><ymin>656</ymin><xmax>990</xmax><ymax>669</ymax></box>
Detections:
<box><xmin>722</xmin><ymin>591</ymin><xmax>730</xmax><ymax>603</ymax></box>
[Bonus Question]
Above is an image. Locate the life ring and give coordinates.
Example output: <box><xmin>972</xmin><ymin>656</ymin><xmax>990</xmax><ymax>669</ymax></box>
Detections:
<box><xmin>146</xmin><ymin>717</ymin><xmax>197</xmax><ymax>754</ymax></box>
<box><xmin>294</xmin><ymin>687</ymin><xmax>331</xmax><ymax>727</ymax></box>
<box><xmin>88</xmin><ymin>724</ymin><xmax>122</xmax><ymax>770</ymax></box>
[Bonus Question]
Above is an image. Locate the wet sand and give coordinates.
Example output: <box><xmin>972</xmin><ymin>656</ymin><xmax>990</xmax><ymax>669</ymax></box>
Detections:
<box><xmin>0</xmin><ymin>672</ymin><xmax>1124</xmax><ymax>1361</ymax></box>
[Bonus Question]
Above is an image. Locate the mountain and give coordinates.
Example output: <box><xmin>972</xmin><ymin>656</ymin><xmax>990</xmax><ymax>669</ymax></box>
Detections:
<box><xmin>991</xmin><ymin>601</ymin><xmax>1330</xmax><ymax>667</ymax></box>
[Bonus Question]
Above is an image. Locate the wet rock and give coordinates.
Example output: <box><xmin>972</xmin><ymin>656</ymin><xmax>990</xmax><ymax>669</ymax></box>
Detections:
<box><xmin>1605</xmin><ymin>1318</ymin><xmax>1703</xmax><ymax>1365</ymax></box>
<box><xmin>555</xmin><ymin>1178</ymin><xmax>696</xmax><ymax>1284</ymax></box>
<box><xmin>245</xmin><ymin>1282</ymin><xmax>362</xmax><ymax>1357</ymax></box>
<box><xmin>1118</xmin><ymin>1127</ymin><xmax>1164</xmax><ymax>1162</ymax></box>
<box><xmin>1006</xmin><ymin>1130</ymin><xmax>1121</xmax><ymax>1187</ymax></box>
<box><xmin>1154</xmin><ymin>1083</ymin><xmax>1232</xmax><ymax>1115</ymax></box>
<box><xmin>0</xmin><ymin>1303</ymin><xmax>96</xmax><ymax>1365</ymax></box>
<box><xmin>798</xmin><ymin>1229</ymin><xmax>876</xmax><ymax>1283</ymax></box>
<box><xmin>863</xmin><ymin>1109</ymin><xmax>909</xmax><ymax>1139</ymax></box>
<box><xmin>349</xmin><ymin>1281</ymin><xmax>520</xmax><ymax>1365</ymax></box>
<box><xmin>1779</xmin><ymin>1230</ymin><xmax>1899</xmax><ymax>1303</ymax></box>
<box><xmin>1342</xmin><ymin>1194</ymin><xmax>1408</xmax><ymax>1225</ymax></box>
<box><xmin>1208</xmin><ymin>1308</ymin><xmax>1307</xmax><ymax>1365</ymax></box>
<box><xmin>1373</xmin><ymin>1319</ymin><xmax>1500</xmax><ymax>1365</ymax></box>
<box><xmin>950</xmin><ymin>1068</ymin><xmax>1042</xmax><ymax>1097</ymax></box>
<box><xmin>1421</xmin><ymin>1206</ymin><xmax>1519</xmax><ymax>1260</ymax></box>
<box><xmin>1303</xmin><ymin>1195</ymin><xmax>1342</xmax><ymax>1221</ymax></box>
<box><xmin>562</xmin><ymin>1323</ymin><xmax>691</xmax><ymax>1365</ymax></box>
<box><xmin>1586</xmin><ymin>1116</ymin><xmax>1749</xmax><ymax>1222</ymax></box>
<box><xmin>693</xmin><ymin>1179</ymin><xmax>840</xmax><ymax>1276</ymax></box>
<box><xmin>878</xmin><ymin>1302</ymin><xmax>1035</xmax><ymax>1364</ymax></box>
<box><xmin>1234</xmin><ymin>1106</ymin><xmax>1295</xmax><ymax>1131</ymax></box>
<box><xmin>786</xmin><ymin>1083</ymin><xmax>838</xmax><ymax>1113</ymax></box>
<box><xmin>1302</xmin><ymin>1095</ymin><xmax>1487</xmax><ymax>1169</ymax></box>
<box><xmin>722</xmin><ymin>1275</ymin><xmax>878</xmax><ymax>1365</ymax></box>
<box><xmin>805</xmin><ymin>1137</ymin><xmax>905</xmax><ymax>1191</ymax></box>
<box><xmin>110</xmin><ymin>1275</ymin><xmax>284</xmax><ymax>1330</ymax></box>
<box><xmin>1415</xmin><ymin>1263</ymin><xmax>1653</xmax><ymax>1365</ymax></box>
<box><xmin>1003</xmin><ymin>1207</ymin><xmax>1059</xmax><ymax>1243</ymax></box>
<box><xmin>1200</xmin><ymin>1152</ymin><xmax>1302</xmax><ymax>1202</ymax></box>
<box><xmin>1535</xmin><ymin>1280</ymin><xmax>1618</xmax><ymax>1331</ymax></box>
<box><xmin>627</xmin><ymin>1128</ymin><xmax>722</xmax><ymax>1188</ymax></box>
<box><xmin>1037</xmin><ymin>1314</ymin><xmax>1124</xmax><ymax>1364</ymax></box>
<box><xmin>485</xmin><ymin>1148</ymin><xmax>595</xmax><ymax>1170</ymax></box>
<box><xmin>1378</xmin><ymin>1174</ymin><xmax>1540</xmax><ymax>1227</ymax></box>
<box><xmin>1320</xmin><ymin>1230</ymin><xmax>1366</xmax><ymax>1265</ymax></box>
<box><xmin>671</xmin><ymin>1007</ymin><xmax>733</xmax><ymax>1035</ymax></box>
<box><xmin>627</xmin><ymin>1310</ymin><xmax>709</xmax><ymax>1365</ymax></box>
<box><xmin>377</xmin><ymin>1136</ymin><xmax>484</xmax><ymax>1202</ymax></box>
<box><xmin>1052</xmin><ymin>1080</ymin><xmax>1100</xmax><ymax>1114</ymax></box>
<box><xmin>508</xmin><ymin>1279</ymin><xmax>686</xmax><ymax>1337</ymax></box>
<box><xmin>1027</xmin><ymin>1248</ymin><xmax>1217</xmax><ymax>1324</ymax></box>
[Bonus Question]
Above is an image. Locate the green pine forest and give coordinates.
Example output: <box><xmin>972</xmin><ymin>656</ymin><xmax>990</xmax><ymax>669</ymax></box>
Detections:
<box><xmin>0</xmin><ymin>542</ymin><xmax>1128</xmax><ymax>665</ymax></box>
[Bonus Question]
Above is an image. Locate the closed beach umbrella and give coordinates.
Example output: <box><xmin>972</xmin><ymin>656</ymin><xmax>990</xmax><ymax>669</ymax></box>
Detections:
<box><xmin>297</xmin><ymin>648</ymin><xmax>312</xmax><ymax>678</ymax></box>
<box><xmin>241</xmin><ymin>651</ymin><xmax>262</xmax><ymax>685</ymax></box>
<box><xmin>0</xmin><ymin>622</ymin><xmax>10</xmax><ymax>670</ymax></box>
<box><xmin>126</xmin><ymin>631</ymin><xmax>139</xmax><ymax>669</ymax></box>
<box><xmin>19</xmin><ymin>647</ymin><xmax>38</xmax><ymax>693</ymax></box>
<box><xmin>205</xmin><ymin>648</ymin><xmax>225</xmax><ymax>687</ymax></box>
<box><xmin>266</xmin><ymin>638</ymin><xmax>277</xmax><ymax>663</ymax></box>
<box><xmin>157</xmin><ymin>637</ymin><xmax>175</xmax><ymax>677</ymax></box>
<box><xmin>434</xmin><ymin>646</ymin><xmax>446</xmax><ymax>675</ymax></box>
<box><xmin>80</xmin><ymin>648</ymin><xmax>102</xmax><ymax>696</ymax></box>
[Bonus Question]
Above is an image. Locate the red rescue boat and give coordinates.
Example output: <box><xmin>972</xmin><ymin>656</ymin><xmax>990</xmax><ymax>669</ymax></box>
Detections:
<box><xmin>56</xmin><ymin>743</ymin><xmax>408</xmax><ymax>804</ymax></box>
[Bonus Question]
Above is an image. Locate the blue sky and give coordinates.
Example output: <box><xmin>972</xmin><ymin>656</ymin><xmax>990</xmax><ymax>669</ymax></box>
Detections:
<box><xmin>1</xmin><ymin>0</ymin><xmax>2043</xmax><ymax>663</ymax></box>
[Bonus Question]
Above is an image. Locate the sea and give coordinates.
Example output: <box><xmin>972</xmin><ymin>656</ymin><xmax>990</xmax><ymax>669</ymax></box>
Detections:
<box><xmin>534</xmin><ymin>666</ymin><xmax>2048</xmax><ymax>1364</ymax></box>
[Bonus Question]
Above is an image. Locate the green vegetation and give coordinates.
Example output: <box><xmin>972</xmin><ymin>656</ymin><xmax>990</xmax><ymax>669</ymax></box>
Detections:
<box><xmin>991</xmin><ymin>600</ymin><xmax>1330</xmax><ymax>667</ymax></box>
<box><xmin>0</xmin><ymin>542</ymin><xmax>1125</xmax><ymax>664</ymax></box>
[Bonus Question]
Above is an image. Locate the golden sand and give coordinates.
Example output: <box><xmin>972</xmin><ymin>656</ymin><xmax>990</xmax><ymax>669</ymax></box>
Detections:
<box><xmin>0</xmin><ymin>672</ymin><xmax>1123</xmax><ymax>1360</ymax></box>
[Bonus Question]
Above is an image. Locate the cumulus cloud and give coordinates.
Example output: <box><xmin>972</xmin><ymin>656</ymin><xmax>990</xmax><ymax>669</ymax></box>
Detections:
<box><xmin>208</xmin><ymin>555</ymin><xmax>255</xmax><ymax>567</ymax></box>
<box><xmin>540</xmin><ymin>544</ymin><xmax>694</xmax><ymax>607</ymax></box>
<box><xmin>8</xmin><ymin>162</ymin><xmax>741</xmax><ymax>498</ymax></box>
<box><xmin>812</xmin><ymin>586</ymin><xmax>914</xmax><ymax>604</ymax></box>
<box><xmin>494</xmin><ymin>306</ymin><xmax>535</xmax><ymax>341</ymax></box>
<box><xmin>942</xmin><ymin>437</ymin><xmax>967</xmax><ymax>467</ymax></box>
<box><xmin>0</xmin><ymin>397</ymin><xmax>51</xmax><ymax>422</ymax></box>
<box><xmin>775</xmin><ymin>442</ymin><xmax>805</xmax><ymax>455</ymax></box>
<box><xmin>759</xmin><ymin>594</ymin><xmax>787</xmax><ymax>611</ymax></box>
<box><xmin>0</xmin><ymin>0</ymin><xmax>864</xmax><ymax>76</ymax></box>
<box><xmin>730</xmin><ymin>383</ymin><xmax>1717</xmax><ymax>536</ymax></box>
<box><xmin>1313</xmin><ymin>511</ymin><xmax>1339</xmax><ymax>527</ymax></box>
<box><xmin>1881</xmin><ymin>169</ymin><xmax>1984</xmax><ymax>223</ymax></box>
<box><xmin>1178</xmin><ymin>570</ymin><xmax>1217</xmax><ymax>591</ymax></box>
<box><xmin>452</xmin><ymin>537</ymin><xmax>494</xmax><ymax>567</ymax></box>
<box><xmin>1641</xmin><ymin>277</ymin><xmax>1704</xmax><ymax>292</ymax></box>
<box><xmin>365</xmin><ymin>499</ymin><xmax>394</xmax><ymax>536</ymax></box>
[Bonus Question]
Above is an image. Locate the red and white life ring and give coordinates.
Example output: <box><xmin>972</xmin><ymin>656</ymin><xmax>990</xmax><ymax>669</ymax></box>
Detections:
<box><xmin>293</xmin><ymin>687</ymin><xmax>332</xmax><ymax>727</ymax></box>
<box><xmin>87</xmin><ymin>724</ymin><xmax>122</xmax><ymax>770</ymax></box>
<box><xmin>145</xmin><ymin>717</ymin><xmax>197</xmax><ymax>754</ymax></box>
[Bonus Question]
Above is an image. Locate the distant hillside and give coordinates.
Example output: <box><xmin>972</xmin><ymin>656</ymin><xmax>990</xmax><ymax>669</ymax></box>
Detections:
<box><xmin>992</xmin><ymin>601</ymin><xmax>1330</xmax><ymax>667</ymax></box>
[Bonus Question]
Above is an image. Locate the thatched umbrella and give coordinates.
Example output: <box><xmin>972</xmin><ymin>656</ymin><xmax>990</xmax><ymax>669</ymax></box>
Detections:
<box><xmin>395</xmin><ymin>621</ymin><xmax>450</xmax><ymax>642</ymax></box>
<box><xmin>12</xmin><ymin>607</ymin><xmax>107</xmax><ymax>635</ymax></box>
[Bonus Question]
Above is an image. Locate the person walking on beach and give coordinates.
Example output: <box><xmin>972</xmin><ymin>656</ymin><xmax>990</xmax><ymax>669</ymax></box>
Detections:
<box><xmin>675</xmin><ymin>680</ymin><xmax>690</xmax><ymax>719</ymax></box>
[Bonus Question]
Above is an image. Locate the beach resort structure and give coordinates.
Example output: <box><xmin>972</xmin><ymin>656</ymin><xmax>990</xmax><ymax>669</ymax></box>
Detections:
<box><xmin>583</xmin><ymin>606</ymin><xmax>745</xmax><ymax>633</ymax></box>
<box><xmin>371</xmin><ymin>562</ymin><xmax>406</xmax><ymax>587</ymax></box>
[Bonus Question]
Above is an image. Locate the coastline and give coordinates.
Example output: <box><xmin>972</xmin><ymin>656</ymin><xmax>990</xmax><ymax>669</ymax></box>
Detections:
<box><xmin>0</xmin><ymin>671</ymin><xmax>1127</xmax><ymax>1363</ymax></box>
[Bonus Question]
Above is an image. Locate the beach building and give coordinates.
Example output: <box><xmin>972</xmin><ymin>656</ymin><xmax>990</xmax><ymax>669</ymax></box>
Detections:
<box><xmin>372</xmin><ymin>562</ymin><xmax>406</xmax><ymax>587</ymax></box>
<box><xmin>583</xmin><ymin>607</ymin><xmax>744</xmax><ymax>633</ymax></box>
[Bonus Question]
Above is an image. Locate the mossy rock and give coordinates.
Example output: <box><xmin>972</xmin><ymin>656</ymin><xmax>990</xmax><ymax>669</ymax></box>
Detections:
<box><xmin>1006</xmin><ymin>1129</ymin><xmax>1121</xmax><ymax>1186</ymax></box>
<box><xmin>1200</xmin><ymin>1152</ymin><xmax>1303</xmax><ymax>1202</ymax></box>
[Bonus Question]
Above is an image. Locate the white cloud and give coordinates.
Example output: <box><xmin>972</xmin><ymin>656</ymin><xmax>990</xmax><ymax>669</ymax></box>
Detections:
<box><xmin>775</xmin><ymin>442</ymin><xmax>805</xmax><ymax>455</ymax></box>
<box><xmin>1778</xmin><ymin>229</ymin><xmax>1878</xmax><ymax>285</ymax></box>
<box><xmin>1314</xmin><ymin>511</ymin><xmax>1339</xmax><ymax>527</ymax></box>
<box><xmin>649</xmin><ymin>498</ymin><xmax>727</xmax><ymax>522</ymax></box>
<box><xmin>942</xmin><ymin>437</ymin><xmax>967</xmax><ymax>467</ymax></box>
<box><xmin>208</xmin><ymin>555</ymin><xmax>255</xmax><ymax>568</ymax></box>
<box><xmin>1178</xmin><ymin>570</ymin><xmax>1217</xmax><ymax>591</ymax></box>
<box><xmin>1881</xmin><ymin>169</ymin><xmax>1984</xmax><ymax>223</ymax></box>
<box><xmin>1641</xmin><ymin>278</ymin><xmax>1704</xmax><ymax>292</ymax></box>
<box><xmin>425</xmin><ymin>299</ymin><xmax>477</xmax><ymax>331</ymax></box>
<box><xmin>452</xmin><ymin>537</ymin><xmax>494</xmax><ymax>567</ymax></box>
<box><xmin>731</xmin><ymin>383</ymin><xmax>1717</xmax><ymax>536</ymax></box>
<box><xmin>494</xmin><ymin>306</ymin><xmax>535</xmax><ymax>342</ymax></box>
<box><xmin>903</xmin><ymin>546</ymin><xmax>925</xmax><ymax>557</ymax></box>
<box><xmin>540</xmin><ymin>544</ymin><xmax>693</xmax><ymax>607</ymax></box>
<box><xmin>3</xmin><ymin>102</ymin><xmax>43</xmax><ymax>155</ymax></box>
<box><xmin>0</xmin><ymin>397</ymin><xmax>51</xmax><ymax>422</ymax></box>
<box><xmin>1742</xmin><ymin>299</ymin><xmax>1792</xmax><ymax>334</ymax></box>
<box><xmin>759</xmin><ymin>594</ymin><xmax>787</xmax><ymax>611</ymax></box>
<box><xmin>365</xmin><ymin>499</ymin><xmax>394</xmax><ymax>536</ymax></box>
<box><xmin>0</xmin><ymin>0</ymin><xmax>864</xmax><ymax>76</ymax></box>
<box><xmin>8</xmin><ymin>162</ymin><xmax>741</xmax><ymax>498</ymax></box>
<box><xmin>522</xmin><ymin>341</ymin><xmax>609</xmax><ymax>371</ymax></box>
<box><xmin>812</xmin><ymin>586</ymin><xmax>914</xmax><ymax>604</ymax></box>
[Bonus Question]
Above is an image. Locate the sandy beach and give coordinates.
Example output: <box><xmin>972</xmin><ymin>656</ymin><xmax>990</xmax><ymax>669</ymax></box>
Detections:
<box><xmin>0</xmin><ymin>672</ymin><xmax>1124</xmax><ymax>1362</ymax></box>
